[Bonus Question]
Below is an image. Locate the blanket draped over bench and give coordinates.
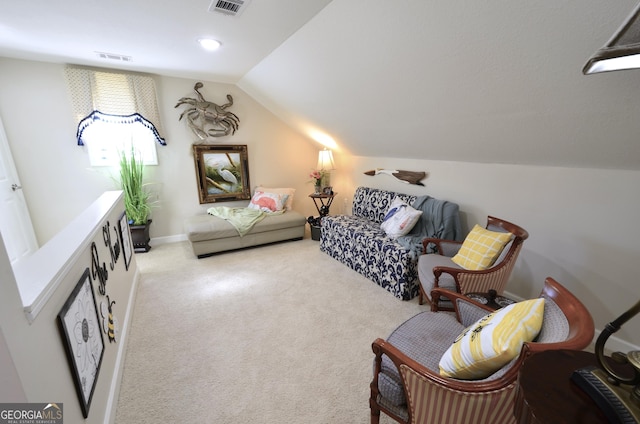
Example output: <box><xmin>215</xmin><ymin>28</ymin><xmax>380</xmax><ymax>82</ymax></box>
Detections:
<box><xmin>185</xmin><ymin>209</ymin><xmax>305</xmax><ymax>258</ymax></box>
<box><xmin>320</xmin><ymin>186</ymin><xmax>461</xmax><ymax>300</ymax></box>
<box><xmin>207</xmin><ymin>206</ymin><xmax>283</xmax><ymax>236</ymax></box>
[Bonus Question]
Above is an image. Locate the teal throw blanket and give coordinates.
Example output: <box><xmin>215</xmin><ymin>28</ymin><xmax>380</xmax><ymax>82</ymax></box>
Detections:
<box><xmin>397</xmin><ymin>195</ymin><xmax>462</xmax><ymax>258</ymax></box>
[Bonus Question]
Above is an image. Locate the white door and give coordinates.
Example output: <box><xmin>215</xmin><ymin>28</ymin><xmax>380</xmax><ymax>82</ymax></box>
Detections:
<box><xmin>0</xmin><ymin>116</ymin><xmax>38</xmax><ymax>265</ymax></box>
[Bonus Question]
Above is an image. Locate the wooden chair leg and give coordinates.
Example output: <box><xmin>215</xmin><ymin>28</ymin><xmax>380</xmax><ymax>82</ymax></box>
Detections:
<box><xmin>430</xmin><ymin>290</ymin><xmax>440</xmax><ymax>312</ymax></box>
<box><xmin>370</xmin><ymin>398</ymin><xmax>381</xmax><ymax>424</ymax></box>
<box><xmin>371</xmin><ymin>411</ymin><xmax>380</xmax><ymax>424</ymax></box>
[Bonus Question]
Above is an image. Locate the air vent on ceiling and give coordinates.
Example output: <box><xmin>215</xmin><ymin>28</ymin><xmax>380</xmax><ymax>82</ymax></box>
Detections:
<box><xmin>209</xmin><ymin>0</ymin><xmax>251</xmax><ymax>17</ymax></box>
<box><xmin>96</xmin><ymin>52</ymin><xmax>133</xmax><ymax>62</ymax></box>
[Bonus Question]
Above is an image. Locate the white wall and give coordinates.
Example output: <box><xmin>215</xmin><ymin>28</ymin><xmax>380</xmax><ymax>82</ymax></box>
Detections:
<box><xmin>0</xmin><ymin>57</ymin><xmax>321</xmax><ymax>245</ymax></box>
<box><xmin>0</xmin><ymin>56</ymin><xmax>322</xmax><ymax>420</ymax></box>
<box><xmin>342</xmin><ymin>156</ymin><xmax>640</xmax><ymax>349</ymax></box>
<box><xmin>0</xmin><ymin>247</ymin><xmax>27</xmax><ymax>403</ymax></box>
<box><xmin>1</xmin><ymin>56</ymin><xmax>638</xmax><ymax>351</ymax></box>
<box><xmin>0</xmin><ymin>193</ymin><xmax>137</xmax><ymax>423</ymax></box>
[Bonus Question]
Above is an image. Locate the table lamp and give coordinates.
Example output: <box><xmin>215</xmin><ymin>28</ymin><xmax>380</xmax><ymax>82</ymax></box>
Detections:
<box><xmin>317</xmin><ymin>148</ymin><xmax>335</xmax><ymax>189</ymax></box>
<box><xmin>584</xmin><ymin>2</ymin><xmax>640</xmax><ymax>74</ymax></box>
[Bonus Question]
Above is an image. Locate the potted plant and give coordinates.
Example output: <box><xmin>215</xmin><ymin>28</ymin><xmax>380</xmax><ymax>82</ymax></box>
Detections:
<box><xmin>119</xmin><ymin>148</ymin><xmax>152</xmax><ymax>253</ymax></box>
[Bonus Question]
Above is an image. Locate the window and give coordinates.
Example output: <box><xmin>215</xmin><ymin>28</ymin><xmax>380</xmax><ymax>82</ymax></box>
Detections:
<box><xmin>77</xmin><ymin>111</ymin><xmax>160</xmax><ymax>166</ymax></box>
<box><xmin>65</xmin><ymin>66</ymin><xmax>166</xmax><ymax>166</ymax></box>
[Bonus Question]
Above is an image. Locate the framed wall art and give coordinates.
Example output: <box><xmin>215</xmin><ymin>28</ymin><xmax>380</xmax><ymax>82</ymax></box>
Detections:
<box><xmin>57</xmin><ymin>268</ymin><xmax>104</xmax><ymax>418</ymax></box>
<box><xmin>192</xmin><ymin>144</ymin><xmax>251</xmax><ymax>204</ymax></box>
<box><xmin>118</xmin><ymin>211</ymin><xmax>133</xmax><ymax>270</ymax></box>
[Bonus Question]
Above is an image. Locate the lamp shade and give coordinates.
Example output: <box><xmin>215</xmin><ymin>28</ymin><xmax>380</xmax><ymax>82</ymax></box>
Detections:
<box><xmin>584</xmin><ymin>2</ymin><xmax>640</xmax><ymax>74</ymax></box>
<box><xmin>317</xmin><ymin>149</ymin><xmax>335</xmax><ymax>171</ymax></box>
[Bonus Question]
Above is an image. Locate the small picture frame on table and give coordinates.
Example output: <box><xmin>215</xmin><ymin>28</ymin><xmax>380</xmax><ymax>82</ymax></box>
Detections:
<box><xmin>322</xmin><ymin>186</ymin><xmax>333</xmax><ymax>195</ymax></box>
<box><xmin>57</xmin><ymin>268</ymin><xmax>104</xmax><ymax>418</ymax></box>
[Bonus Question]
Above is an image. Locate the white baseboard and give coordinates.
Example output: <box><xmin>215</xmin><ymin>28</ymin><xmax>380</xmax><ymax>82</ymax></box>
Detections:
<box><xmin>105</xmin><ymin>268</ymin><xmax>140</xmax><ymax>424</ymax></box>
<box><xmin>149</xmin><ymin>233</ymin><xmax>187</xmax><ymax>246</ymax></box>
<box><xmin>592</xmin><ymin>328</ymin><xmax>640</xmax><ymax>354</ymax></box>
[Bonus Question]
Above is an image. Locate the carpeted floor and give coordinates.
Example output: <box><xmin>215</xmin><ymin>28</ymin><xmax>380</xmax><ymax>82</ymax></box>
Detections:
<box><xmin>115</xmin><ymin>239</ymin><xmax>425</xmax><ymax>423</ymax></box>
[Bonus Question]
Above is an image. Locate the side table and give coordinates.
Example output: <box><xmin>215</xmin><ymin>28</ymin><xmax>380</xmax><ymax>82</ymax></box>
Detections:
<box><xmin>309</xmin><ymin>192</ymin><xmax>336</xmax><ymax>217</ymax></box>
<box><xmin>466</xmin><ymin>289</ymin><xmax>516</xmax><ymax>310</ymax></box>
<box><xmin>308</xmin><ymin>193</ymin><xmax>336</xmax><ymax>241</ymax></box>
<box><xmin>514</xmin><ymin>349</ymin><xmax>634</xmax><ymax>424</ymax></box>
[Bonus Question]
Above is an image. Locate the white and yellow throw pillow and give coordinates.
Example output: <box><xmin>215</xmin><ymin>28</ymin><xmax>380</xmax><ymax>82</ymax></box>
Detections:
<box><xmin>451</xmin><ymin>224</ymin><xmax>513</xmax><ymax>270</ymax></box>
<box><xmin>380</xmin><ymin>197</ymin><xmax>422</xmax><ymax>238</ymax></box>
<box><xmin>439</xmin><ymin>298</ymin><xmax>544</xmax><ymax>379</ymax></box>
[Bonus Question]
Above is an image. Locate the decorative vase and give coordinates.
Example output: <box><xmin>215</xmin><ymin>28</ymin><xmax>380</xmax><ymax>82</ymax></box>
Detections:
<box><xmin>314</xmin><ymin>183</ymin><xmax>322</xmax><ymax>194</ymax></box>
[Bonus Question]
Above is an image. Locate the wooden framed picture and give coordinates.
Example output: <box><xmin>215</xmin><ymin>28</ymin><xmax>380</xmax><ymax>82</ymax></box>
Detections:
<box><xmin>323</xmin><ymin>186</ymin><xmax>333</xmax><ymax>195</ymax></box>
<box><xmin>57</xmin><ymin>268</ymin><xmax>104</xmax><ymax>418</ymax></box>
<box><xmin>192</xmin><ymin>144</ymin><xmax>251</xmax><ymax>204</ymax></box>
<box><xmin>118</xmin><ymin>211</ymin><xmax>132</xmax><ymax>271</ymax></box>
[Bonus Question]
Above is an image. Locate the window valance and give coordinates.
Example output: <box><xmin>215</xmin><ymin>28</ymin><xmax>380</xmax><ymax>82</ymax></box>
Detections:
<box><xmin>65</xmin><ymin>66</ymin><xmax>166</xmax><ymax>146</ymax></box>
<box><xmin>76</xmin><ymin>111</ymin><xmax>165</xmax><ymax>146</ymax></box>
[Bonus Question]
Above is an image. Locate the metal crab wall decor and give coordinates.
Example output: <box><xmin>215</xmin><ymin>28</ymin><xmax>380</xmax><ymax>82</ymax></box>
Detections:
<box><xmin>175</xmin><ymin>82</ymin><xmax>240</xmax><ymax>140</ymax></box>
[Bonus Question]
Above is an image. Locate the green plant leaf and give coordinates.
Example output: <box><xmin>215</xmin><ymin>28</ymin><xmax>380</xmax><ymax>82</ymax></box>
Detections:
<box><xmin>120</xmin><ymin>148</ymin><xmax>151</xmax><ymax>225</ymax></box>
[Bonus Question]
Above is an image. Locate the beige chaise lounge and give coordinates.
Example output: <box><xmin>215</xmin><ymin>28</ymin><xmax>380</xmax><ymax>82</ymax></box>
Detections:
<box><xmin>185</xmin><ymin>210</ymin><xmax>306</xmax><ymax>258</ymax></box>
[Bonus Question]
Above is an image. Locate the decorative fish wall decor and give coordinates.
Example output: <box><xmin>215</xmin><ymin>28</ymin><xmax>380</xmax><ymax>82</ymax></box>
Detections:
<box><xmin>364</xmin><ymin>169</ymin><xmax>427</xmax><ymax>186</ymax></box>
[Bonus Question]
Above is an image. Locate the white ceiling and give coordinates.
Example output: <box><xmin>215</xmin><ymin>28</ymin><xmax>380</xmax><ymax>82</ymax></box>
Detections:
<box><xmin>2</xmin><ymin>0</ymin><xmax>640</xmax><ymax>170</ymax></box>
<box><xmin>0</xmin><ymin>0</ymin><xmax>332</xmax><ymax>82</ymax></box>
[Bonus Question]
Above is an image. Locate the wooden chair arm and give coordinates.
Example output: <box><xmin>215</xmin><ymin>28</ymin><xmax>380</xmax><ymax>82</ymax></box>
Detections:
<box><xmin>431</xmin><ymin>265</ymin><xmax>485</xmax><ymax>294</ymax></box>
<box><xmin>529</xmin><ymin>277</ymin><xmax>595</xmax><ymax>352</ymax></box>
<box><xmin>371</xmin><ymin>336</ymin><xmax>519</xmax><ymax>395</ymax></box>
<box><xmin>433</xmin><ymin>265</ymin><xmax>498</xmax><ymax>282</ymax></box>
<box><xmin>431</xmin><ymin>288</ymin><xmax>494</xmax><ymax>310</ymax></box>
<box><xmin>433</xmin><ymin>251</ymin><xmax>516</xmax><ymax>295</ymax></box>
<box><xmin>431</xmin><ymin>288</ymin><xmax>494</xmax><ymax>322</ymax></box>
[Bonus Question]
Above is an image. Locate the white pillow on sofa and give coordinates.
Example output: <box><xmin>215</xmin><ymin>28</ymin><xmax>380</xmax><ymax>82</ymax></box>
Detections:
<box><xmin>248</xmin><ymin>191</ymin><xmax>287</xmax><ymax>213</ymax></box>
<box><xmin>380</xmin><ymin>197</ymin><xmax>422</xmax><ymax>238</ymax></box>
<box><xmin>255</xmin><ymin>186</ymin><xmax>295</xmax><ymax>211</ymax></box>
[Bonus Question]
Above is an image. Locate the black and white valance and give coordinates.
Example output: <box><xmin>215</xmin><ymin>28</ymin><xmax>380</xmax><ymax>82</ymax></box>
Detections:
<box><xmin>76</xmin><ymin>111</ymin><xmax>166</xmax><ymax>146</ymax></box>
<box><xmin>65</xmin><ymin>66</ymin><xmax>166</xmax><ymax>146</ymax></box>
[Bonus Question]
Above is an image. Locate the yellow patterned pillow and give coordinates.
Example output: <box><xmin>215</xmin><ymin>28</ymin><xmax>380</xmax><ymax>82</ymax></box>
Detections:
<box><xmin>451</xmin><ymin>224</ymin><xmax>513</xmax><ymax>270</ymax></box>
<box><xmin>439</xmin><ymin>298</ymin><xmax>544</xmax><ymax>379</ymax></box>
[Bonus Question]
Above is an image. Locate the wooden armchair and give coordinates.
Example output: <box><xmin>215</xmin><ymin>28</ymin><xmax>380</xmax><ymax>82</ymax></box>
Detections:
<box><xmin>418</xmin><ymin>215</ymin><xmax>529</xmax><ymax>311</ymax></box>
<box><xmin>370</xmin><ymin>277</ymin><xmax>595</xmax><ymax>424</ymax></box>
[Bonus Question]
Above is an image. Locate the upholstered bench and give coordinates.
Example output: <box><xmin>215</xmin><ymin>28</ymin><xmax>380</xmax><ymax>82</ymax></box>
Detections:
<box><xmin>185</xmin><ymin>210</ymin><xmax>306</xmax><ymax>258</ymax></box>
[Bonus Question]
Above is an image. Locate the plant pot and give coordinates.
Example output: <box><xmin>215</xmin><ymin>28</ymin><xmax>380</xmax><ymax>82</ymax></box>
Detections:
<box><xmin>130</xmin><ymin>219</ymin><xmax>152</xmax><ymax>253</ymax></box>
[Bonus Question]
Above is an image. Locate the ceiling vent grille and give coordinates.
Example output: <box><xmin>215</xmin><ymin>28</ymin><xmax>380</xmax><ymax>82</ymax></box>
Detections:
<box><xmin>209</xmin><ymin>0</ymin><xmax>251</xmax><ymax>17</ymax></box>
<box><xmin>95</xmin><ymin>52</ymin><xmax>133</xmax><ymax>62</ymax></box>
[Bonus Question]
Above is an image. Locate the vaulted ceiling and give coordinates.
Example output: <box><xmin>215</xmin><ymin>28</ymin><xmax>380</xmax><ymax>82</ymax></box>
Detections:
<box><xmin>2</xmin><ymin>0</ymin><xmax>640</xmax><ymax>169</ymax></box>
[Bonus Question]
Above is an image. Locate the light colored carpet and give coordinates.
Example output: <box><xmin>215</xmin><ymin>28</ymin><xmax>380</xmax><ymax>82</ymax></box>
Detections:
<box><xmin>115</xmin><ymin>239</ymin><xmax>425</xmax><ymax>423</ymax></box>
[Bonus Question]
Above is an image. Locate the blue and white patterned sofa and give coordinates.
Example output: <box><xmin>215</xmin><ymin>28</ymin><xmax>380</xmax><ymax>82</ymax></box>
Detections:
<box><xmin>320</xmin><ymin>186</ymin><xmax>461</xmax><ymax>300</ymax></box>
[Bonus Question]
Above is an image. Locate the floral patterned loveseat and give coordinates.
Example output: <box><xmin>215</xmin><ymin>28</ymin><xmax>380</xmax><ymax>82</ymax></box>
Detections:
<box><xmin>319</xmin><ymin>186</ymin><xmax>461</xmax><ymax>300</ymax></box>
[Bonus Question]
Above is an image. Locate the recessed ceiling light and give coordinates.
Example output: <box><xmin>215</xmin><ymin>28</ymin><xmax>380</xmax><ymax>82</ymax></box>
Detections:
<box><xmin>198</xmin><ymin>38</ymin><xmax>221</xmax><ymax>51</ymax></box>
